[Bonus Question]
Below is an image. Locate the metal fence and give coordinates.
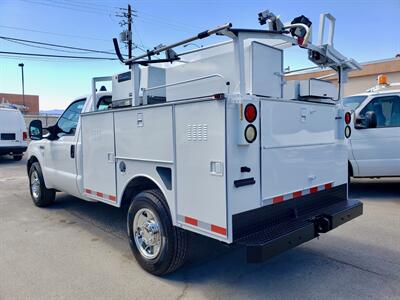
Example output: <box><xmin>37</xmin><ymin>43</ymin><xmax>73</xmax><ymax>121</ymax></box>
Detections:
<box><xmin>24</xmin><ymin>114</ymin><xmax>59</xmax><ymax>127</ymax></box>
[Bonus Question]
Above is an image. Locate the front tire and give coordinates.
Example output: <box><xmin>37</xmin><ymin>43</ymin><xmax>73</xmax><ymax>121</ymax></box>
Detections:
<box><xmin>29</xmin><ymin>162</ymin><xmax>56</xmax><ymax>207</ymax></box>
<box><xmin>127</xmin><ymin>190</ymin><xmax>188</xmax><ymax>275</ymax></box>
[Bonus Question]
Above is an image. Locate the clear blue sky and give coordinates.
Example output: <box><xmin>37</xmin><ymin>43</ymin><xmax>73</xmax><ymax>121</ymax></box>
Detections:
<box><xmin>0</xmin><ymin>0</ymin><xmax>399</xmax><ymax>110</ymax></box>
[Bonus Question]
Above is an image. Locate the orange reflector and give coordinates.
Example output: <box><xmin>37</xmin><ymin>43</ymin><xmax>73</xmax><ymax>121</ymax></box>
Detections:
<box><xmin>378</xmin><ymin>74</ymin><xmax>388</xmax><ymax>85</ymax></box>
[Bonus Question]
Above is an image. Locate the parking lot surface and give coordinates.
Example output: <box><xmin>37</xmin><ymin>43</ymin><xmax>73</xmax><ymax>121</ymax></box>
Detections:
<box><xmin>0</xmin><ymin>156</ymin><xmax>399</xmax><ymax>300</ymax></box>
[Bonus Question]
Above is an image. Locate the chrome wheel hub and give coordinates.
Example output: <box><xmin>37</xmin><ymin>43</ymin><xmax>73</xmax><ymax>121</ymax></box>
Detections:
<box><xmin>133</xmin><ymin>208</ymin><xmax>162</xmax><ymax>259</ymax></box>
<box><xmin>30</xmin><ymin>171</ymin><xmax>40</xmax><ymax>200</ymax></box>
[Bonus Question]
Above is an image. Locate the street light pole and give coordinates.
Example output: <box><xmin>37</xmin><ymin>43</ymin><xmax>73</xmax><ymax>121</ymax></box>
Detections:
<box><xmin>18</xmin><ymin>63</ymin><xmax>25</xmax><ymax>111</ymax></box>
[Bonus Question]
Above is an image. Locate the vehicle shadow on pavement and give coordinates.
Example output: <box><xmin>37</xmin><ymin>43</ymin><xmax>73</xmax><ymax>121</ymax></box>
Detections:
<box><xmin>0</xmin><ymin>155</ymin><xmax>22</xmax><ymax>165</ymax></box>
<box><xmin>349</xmin><ymin>178</ymin><xmax>400</xmax><ymax>201</ymax></box>
<box><xmin>49</xmin><ymin>193</ymin><xmax>231</xmax><ymax>265</ymax></box>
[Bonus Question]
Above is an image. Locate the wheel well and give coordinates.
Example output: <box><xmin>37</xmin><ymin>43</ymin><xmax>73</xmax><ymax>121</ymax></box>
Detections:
<box><xmin>348</xmin><ymin>161</ymin><xmax>354</xmax><ymax>177</ymax></box>
<box><xmin>120</xmin><ymin>176</ymin><xmax>162</xmax><ymax>208</ymax></box>
<box><xmin>27</xmin><ymin>156</ymin><xmax>39</xmax><ymax>174</ymax></box>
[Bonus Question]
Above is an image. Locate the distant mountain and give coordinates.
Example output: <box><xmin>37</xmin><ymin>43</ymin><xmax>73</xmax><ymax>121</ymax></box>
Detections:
<box><xmin>40</xmin><ymin>109</ymin><xmax>63</xmax><ymax>115</ymax></box>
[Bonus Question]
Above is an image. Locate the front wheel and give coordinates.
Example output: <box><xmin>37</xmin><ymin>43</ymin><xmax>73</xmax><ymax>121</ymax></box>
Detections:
<box><xmin>29</xmin><ymin>162</ymin><xmax>56</xmax><ymax>207</ymax></box>
<box><xmin>127</xmin><ymin>190</ymin><xmax>188</xmax><ymax>275</ymax></box>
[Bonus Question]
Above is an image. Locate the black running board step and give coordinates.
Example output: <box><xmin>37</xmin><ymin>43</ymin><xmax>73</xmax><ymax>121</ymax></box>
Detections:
<box><xmin>237</xmin><ymin>199</ymin><xmax>363</xmax><ymax>263</ymax></box>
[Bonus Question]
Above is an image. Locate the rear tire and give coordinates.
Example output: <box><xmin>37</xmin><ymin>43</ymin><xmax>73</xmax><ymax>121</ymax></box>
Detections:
<box><xmin>127</xmin><ymin>189</ymin><xmax>188</xmax><ymax>275</ymax></box>
<box><xmin>29</xmin><ymin>162</ymin><xmax>56</xmax><ymax>207</ymax></box>
<box><xmin>13</xmin><ymin>154</ymin><xmax>23</xmax><ymax>161</ymax></box>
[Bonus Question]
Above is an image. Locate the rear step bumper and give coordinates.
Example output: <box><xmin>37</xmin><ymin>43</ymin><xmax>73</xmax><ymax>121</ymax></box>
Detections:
<box><xmin>237</xmin><ymin>199</ymin><xmax>363</xmax><ymax>263</ymax></box>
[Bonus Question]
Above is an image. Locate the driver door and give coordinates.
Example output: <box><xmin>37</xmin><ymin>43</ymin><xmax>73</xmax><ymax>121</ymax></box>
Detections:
<box><xmin>45</xmin><ymin>99</ymin><xmax>86</xmax><ymax>195</ymax></box>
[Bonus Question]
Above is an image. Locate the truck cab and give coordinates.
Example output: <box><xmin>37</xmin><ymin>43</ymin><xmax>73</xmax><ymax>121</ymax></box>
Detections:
<box><xmin>343</xmin><ymin>75</ymin><xmax>400</xmax><ymax>178</ymax></box>
<box><xmin>27</xmin><ymin>91</ymin><xmax>112</xmax><ymax>199</ymax></box>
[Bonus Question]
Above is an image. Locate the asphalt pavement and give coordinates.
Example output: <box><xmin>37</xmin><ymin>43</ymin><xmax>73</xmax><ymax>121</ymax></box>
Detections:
<box><xmin>0</xmin><ymin>156</ymin><xmax>399</xmax><ymax>300</ymax></box>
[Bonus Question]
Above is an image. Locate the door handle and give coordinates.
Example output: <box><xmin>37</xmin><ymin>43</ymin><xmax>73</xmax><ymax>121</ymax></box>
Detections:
<box><xmin>70</xmin><ymin>145</ymin><xmax>75</xmax><ymax>158</ymax></box>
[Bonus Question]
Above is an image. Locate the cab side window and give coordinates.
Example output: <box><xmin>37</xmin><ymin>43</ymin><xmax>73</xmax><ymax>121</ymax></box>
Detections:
<box><xmin>97</xmin><ymin>96</ymin><xmax>112</xmax><ymax>111</ymax></box>
<box><xmin>360</xmin><ymin>95</ymin><xmax>400</xmax><ymax>128</ymax></box>
<box><xmin>57</xmin><ymin>99</ymin><xmax>86</xmax><ymax>135</ymax></box>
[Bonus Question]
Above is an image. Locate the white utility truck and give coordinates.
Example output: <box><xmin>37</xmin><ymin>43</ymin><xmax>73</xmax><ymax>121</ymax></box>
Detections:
<box><xmin>343</xmin><ymin>75</ymin><xmax>400</xmax><ymax>178</ymax></box>
<box><xmin>0</xmin><ymin>106</ymin><xmax>27</xmax><ymax>161</ymax></box>
<box><xmin>27</xmin><ymin>11</ymin><xmax>363</xmax><ymax>275</ymax></box>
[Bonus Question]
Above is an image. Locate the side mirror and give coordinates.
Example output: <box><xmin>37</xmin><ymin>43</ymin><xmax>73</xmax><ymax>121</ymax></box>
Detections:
<box><xmin>354</xmin><ymin>111</ymin><xmax>377</xmax><ymax>129</ymax></box>
<box><xmin>29</xmin><ymin>120</ymin><xmax>43</xmax><ymax>140</ymax></box>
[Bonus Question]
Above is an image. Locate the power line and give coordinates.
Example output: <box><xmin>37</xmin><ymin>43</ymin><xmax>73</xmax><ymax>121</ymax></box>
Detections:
<box><xmin>0</xmin><ymin>51</ymin><xmax>117</xmax><ymax>60</ymax></box>
<box><xmin>0</xmin><ymin>24</ymin><xmax>109</xmax><ymax>42</ymax></box>
<box><xmin>42</xmin><ymin>0</ymin><xmax>116</xmax><ymax>12</ymax></box>
<box><xmin>19</xmin><ymin>0</ymin><xmax>110</xmax><ymax>15</ymax></box>
<box><xmin>1</xmin><ymin>38</ymin><xmax>94</xmax><ymax>54</ymax></box>
<box><xmin>0</xmin><ymin>36</ymin><xmax>119</xmax><ymax>55</ymax></box>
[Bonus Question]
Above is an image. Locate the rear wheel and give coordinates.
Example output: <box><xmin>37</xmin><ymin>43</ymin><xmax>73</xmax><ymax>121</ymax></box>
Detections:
<box><xmin>29</xmin><ymin>162</ymin><xmax>56</xmax><ymax>207</ymax></box>
<box><xmin>127</xmin><ymin>190</ymin><xmax>188</xmax><ymax>275</ymax></box>
<box><xmin>13</xmin><ymin>154</ymin><xmax>23</xmax><ymax>161</ymax></box>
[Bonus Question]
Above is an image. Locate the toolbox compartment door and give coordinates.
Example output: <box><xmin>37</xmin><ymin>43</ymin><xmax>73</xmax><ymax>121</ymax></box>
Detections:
<box><xmin>81</xmin><ymin>112</ymin><xmax>117</xmax><ymax>204</ymax></box>
<box><xmin>260</xmin><ymin>100</ymin><xmax>345</xmax><ymax>204</ymax></box>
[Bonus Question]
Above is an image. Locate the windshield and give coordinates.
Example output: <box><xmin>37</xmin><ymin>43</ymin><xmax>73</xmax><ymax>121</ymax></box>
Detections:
<box><xmin>342</xmin><ymin>95</ymin><xmax>367</xmax><ymax>110</ymax></box>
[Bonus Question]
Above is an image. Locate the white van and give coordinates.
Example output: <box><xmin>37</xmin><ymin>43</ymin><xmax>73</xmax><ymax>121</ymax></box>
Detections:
<box><xmin>0</xmin><ymin>107</ymin><xmax>28</xmax><ymax>161</ymax></box>
<box><xmin>342</xmin><ymin>75</ymin><xmax>400</xmax><ymax>178</ymax></box>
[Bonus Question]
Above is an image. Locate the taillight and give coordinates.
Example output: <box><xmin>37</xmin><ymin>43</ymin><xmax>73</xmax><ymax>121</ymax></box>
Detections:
<box><xmin>23</xmin><ymin>132</ymin><xmax>28</xmax><ymax>141</ymax></box>
<box><xmin>244</xmin><ymin>104</ymin><xmax>257</xmax><ymax>123</ymax></box>
<box><xmin>244</xmin><ymin>124</ymin><xmax>257</xmax><ymax>143</ymax></box>
<box><xmin>345</xmin><ymin>112</ymin><xmax>351</xmax><ymax>124</ymax></box>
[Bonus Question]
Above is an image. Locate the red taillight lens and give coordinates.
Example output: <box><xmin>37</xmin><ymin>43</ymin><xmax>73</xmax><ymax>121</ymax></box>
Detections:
<box><xmin>345</xmin><ymin>112</ymin><xmax>351</xmax><ymax>124</ymax></box>
<box><xmin>244</xmin><ymin>104</ymin><xmax>257</xmax><ymax>123</ymax></box>
<box><xmin>23</xmin><ymin>132</ymin><xmax>28</xmax><ymax>141</ymax></box>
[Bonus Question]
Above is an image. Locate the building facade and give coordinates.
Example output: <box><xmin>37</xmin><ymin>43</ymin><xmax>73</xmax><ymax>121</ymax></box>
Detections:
<box><xmin>286</xmin><ymin>58</ymin><xmax>400</xmax><ymax>96</ymax></box>
<box><xmin>0</xmin><ymin>93</ymin><xmax>39</xmax><ymax>114</ymax></box>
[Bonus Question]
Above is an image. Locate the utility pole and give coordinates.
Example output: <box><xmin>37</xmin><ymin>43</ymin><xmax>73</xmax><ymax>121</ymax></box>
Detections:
<box><xmin>18</xmin><ymin>63</ymin><xmax>25</xmax><ymax>111</ymax></box>
<box><xmin>117</xmin><ymin>4</ymin><xmax>136</xmax><ymax>65</ymax></box>
<box><xmin>127</xmin><ymin>4</ymin><xmax>133</xmax><ymax>60</ymax></box>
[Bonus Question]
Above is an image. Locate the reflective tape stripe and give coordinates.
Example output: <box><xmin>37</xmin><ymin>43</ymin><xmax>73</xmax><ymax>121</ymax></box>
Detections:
<box><xmin>293</xmin><ymin>191</ymin><xmax>302</xmax><ymax>198</ymax></box>
<box><xmin>178</xmin><ymin>215</ymin><xmax>227</xmax><ymax>237</ymax></box>
<box><xmin>263</xmin><ymin>182</ymin><xmax>335</xmax><ymax>206</ymax></box>
<box><xmin>211</xmin><ymin>224</ymin><xmax>227</xmax><ymax>236</ymax></box>
<box><xmin>184</xmin><ymin>216</ymin><xmax>198</xmax><ymax>226</ymax></box>
<box><xmin>84</xmin><ymin>188</ymin><xmax>116</xmax><ymax>203</ymax></box>
<box><xmin>272</xmin><ymin>196</ymin><xmax>284</xmax><ymax>204</ymax></box>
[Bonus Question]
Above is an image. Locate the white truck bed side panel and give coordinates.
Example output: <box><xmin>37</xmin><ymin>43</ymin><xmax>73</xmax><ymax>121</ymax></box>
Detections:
<box><xmin>175</xmin><ymin>100</ymin><xmax>227</xmax><ymax>240</ymax></box>
<box><xmin>115</xmin><ymin>159</ymin><xmax>176</xmax><ymax>219</ymax></box>
<box><xmin>261</xmin><ymin>144</ymin><xmax>347</xmax><ymax>204</ymax></box>
<box><xmin>114</xmin><ymin>106</ymin><xmax>173</xmax><ymax>162</ymax></box>
<box><xmin>260</xmin><ymin>100</ymin><xmax>346</xmax><ymax>203</ymax></box>
<box><xmin>262</xmin><ymin>100</ymin><xmax>335</xmax><ymax>148</ymax></box>
<box><xmin>81</xmin><ymin>112</ymin><xmax>117</xmax><ymax>204</ymax></box>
